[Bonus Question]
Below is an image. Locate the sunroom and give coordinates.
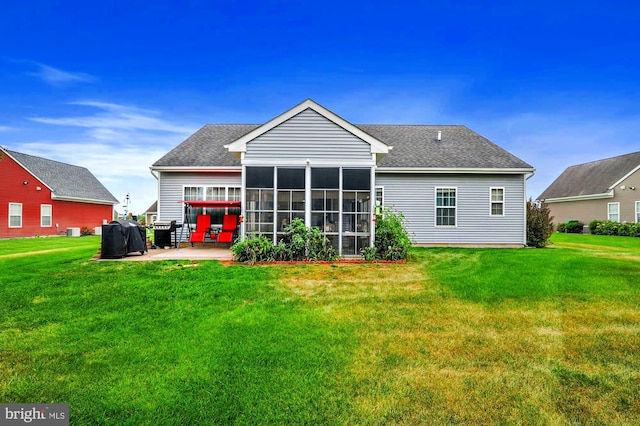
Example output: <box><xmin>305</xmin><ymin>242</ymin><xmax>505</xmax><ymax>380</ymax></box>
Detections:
<box><xmin>242</xmin><ymin>165</ymin><xmax>376</xmax><ymax>256</ymax></box>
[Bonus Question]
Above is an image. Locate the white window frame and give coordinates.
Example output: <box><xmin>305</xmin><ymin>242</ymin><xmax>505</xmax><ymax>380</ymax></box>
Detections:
<box><xmin>375</xmin><ymin>186</ymin><xmax>384</xmax><ymax>208</ymax></box>
<box><xmin>41</xmin><ymin>204</ymin><xmax>52</xmax><ymax>227</ymax></box>
<box><xmin>635</xmin><ymin>201</ymin><xmax>640</xmax><ymax>223</ymax></box>
<box><xmin>182</xmin><ymin>185</ymin><xmax>242</xmax><ymax>227</ymax></box>
<box><xmin>184</xmin><ymin>186</ymin><xmax>241</xmax><ymax>202</ymax></box>
<box><xmin>608</xmin><ymin>202</ymin><xmax>620</xmax><ymax>222</ymax></box>
<box><xmin>9</xmin><ymin>203</ymin><xmax>22</xmax><ymax>228</ymax></box>
<box><xmin>435</xmin><ymin>187</ymin><xmax>457</xmax><ymax>227</ymax></box>
<box><xmin>489</xmin><ymin>187</ymin><xmax>505</xmax><ymax>217</ymax></box>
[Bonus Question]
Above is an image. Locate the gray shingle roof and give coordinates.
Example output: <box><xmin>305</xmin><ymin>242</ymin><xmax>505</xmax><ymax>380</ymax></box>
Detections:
<box><xmin>144</xmin><ymin>201</ymin><xmax>158</xmax><ymax>214</ymax></box>
<box><xmin>153</xmin><ymin>124</ymin><xmax>258</xmax><ymax>167</ymax></box>
<box><xmin>538</xmin><ymin>151</ymin><xmax>640</xmax><ymax>200</ymax></box>
<box><xmin>5</xmin><ymin>149</ymin><xmax>119</xmax><ymax>203</ymax></box>
<box><xmin>153</xmin><ymin>123</ymin><xmax>532</xmax><ymax>170</ymax></box>
<box><xmin>358</xmin><ymin>124</ymin><xmax>532</xmax><ymax>169</ymax></box>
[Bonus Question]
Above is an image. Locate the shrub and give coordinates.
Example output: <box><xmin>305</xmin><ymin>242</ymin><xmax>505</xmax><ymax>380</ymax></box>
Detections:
<box><xmin>526</xmin><ymin>200</ymin><xmax>553</xmax><ymax>248</ymax></box>
<box><xmin>305</xmin><ymin>225</ymin><xmax>338</xmax><ymax>261</ymax></box>
<box><xmin>556</xmin><ymin>223</ymin><xmax>566</xmax><ymax>233</ymax></box>
<box><xmin>362</xmin><ymin>246</ymin><xmax>378</xmax><ymax>262</ymax></box>
<box><xmin>564</xmin><ymin>221</ymin><xmax>585</xmax><ymax>234</ymax></box>
<box><xmin>230</xmin><ymin>235</ymin><xmax>277</xmax><ymax>264</ymax></box>
<box><xmin>618</xmin><ymin>222</ymin><xmax>632</xmax><ymax>236</ymax></box>
<box><xmin>371</xmin><ymin>207</ymin><xmax>411</xmax><ymax>260</ymax></box>
<box><xmin>231</xmin><ymin>219</ymin><xmax>337</xmax><ymax>263</ymax></box>
<box><xmin>278</xmin><ymin>219</ymin><xmax>307</xmax><ymax>261</ymax></box>
<box><xmin>80</xmin><ymin>226</ymin><xmax>94</xmax><ymax>236</ymax></box>
<box><xmin>589</xmin><ymin>220</ymin><xmax>640</xmax><ymax>237</ymax></box>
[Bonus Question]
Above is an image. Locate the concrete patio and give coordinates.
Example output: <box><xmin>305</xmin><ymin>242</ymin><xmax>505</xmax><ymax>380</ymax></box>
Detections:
<box><xmin>101</xmin><ymin>244</ymin><xmax>233</xmax><ymax>261</ymax></box>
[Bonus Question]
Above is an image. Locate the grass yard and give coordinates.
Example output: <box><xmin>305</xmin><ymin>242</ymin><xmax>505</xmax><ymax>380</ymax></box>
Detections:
<box><xmin>1</xmin><ymin>234</ymin><xmax>639</xmax><ymax>424</ymax></box>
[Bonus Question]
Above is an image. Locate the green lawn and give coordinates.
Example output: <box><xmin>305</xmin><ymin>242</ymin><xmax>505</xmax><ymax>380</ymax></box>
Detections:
<box><xmin>1</xmin><ymin>234</ymin><xmax>639</xmax><ymax>425</ymax></box>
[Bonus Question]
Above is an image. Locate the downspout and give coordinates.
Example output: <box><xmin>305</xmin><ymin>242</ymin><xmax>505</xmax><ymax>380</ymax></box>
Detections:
<box><xmin>150</xmin><ymin>168</ymin><xmax>159</xmax><ymax>221</ymax></box>
<box><xmin>524</xmin><ymin>169</ymin><xmax>536</xmax><ymax>246</ymax></box>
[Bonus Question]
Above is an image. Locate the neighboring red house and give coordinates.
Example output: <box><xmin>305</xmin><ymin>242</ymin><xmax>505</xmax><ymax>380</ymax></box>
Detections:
<box><xmin>1</xmin><ymin>147</ymin><xmax>119</xmax><ymax>238</ymax></box>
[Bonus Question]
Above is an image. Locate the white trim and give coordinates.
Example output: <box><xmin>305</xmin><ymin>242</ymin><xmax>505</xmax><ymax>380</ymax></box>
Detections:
<box><xmin>40</xmin><ymin>204</ymin><xmax>52</xmax><ymax>227</ymax></box>
<box><xmin>150</xmin><ymin>166</ymin><xmax>242</xmax><ymax>173</ymax></box>
<box><xmin>608</xmin><ymin>164</ymin><xmax>640</xmax><ymax>190</ymax></box>
<box><xmin>50</xmin><ymin>195</ymin><xmax>117</xmax><ymax>205</ymax></box>
<box><xmin>543</xmin><ymin>191</ymin><xmax>614</xmax><ymax>203</ymax></box>
<box><xmin>635</xmin><ymin>201</ymin><xmax>640</xmax><ymax>223</ymax></box>
<box><xmin>435</xmin><ymin>187</ymin><xmax>457</xmax><ymax>228</ymax></box>
<box><xmin>225</xmin><ymin>99</ymin><xmax>391</xmax><ymax>155</ymax></box>
<box><xmin>489</xmin><ymin>187</ymin><xmax>505</xmax><ymax>217</ymax></box>
<box><xmin>377</xmin><ymin>167</ymin><xmax>534</xmax><ymax>174</ymax></box>
<box><xmin>241</xmin><ymin>158</ymin><xmax>376</xmax><ymax>167</ymax></box>
<box><xmin>375</xmin><ymin>186</ymin><xmax>384</xmax><ymax>207</ymax></box>
<box><xmin>608</xmin><ymin>202</ymin><xmax>620</xmax><ymax>221</ymax></box>
<box><xmin>8</xmin><ymin>202</ymin><xmax>22</xmax><ymax>228</ymax></box>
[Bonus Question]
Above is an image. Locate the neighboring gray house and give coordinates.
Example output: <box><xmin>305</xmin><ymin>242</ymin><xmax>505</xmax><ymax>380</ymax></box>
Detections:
<box><xmin>143</xmin><ymin>201</ymin><xmax>158</xmax><ymax>225</ymax></box>
<box><xmin>151</xmin><ymin>99</ymin><xmax>534</xmax><ymax>253</ymax></box>
<box><xmin>538</xmin><ymin>151</ymin><xmax>640</xmax><ymax>226</ymax></box>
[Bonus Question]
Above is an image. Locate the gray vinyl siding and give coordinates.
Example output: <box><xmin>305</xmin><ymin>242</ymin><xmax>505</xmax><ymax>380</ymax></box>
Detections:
<box><xmin>376</xmin><ymin>173</ymin><xmax>526</xmax><ymax>245</ymax></box>
<box><xmin>245</xmin><ymin>109</ymin><xmax>373</xmax><ymax>163</ymax></box>
<box><xmin>158</xmin><ymin>171</ymin><xmax>241</xmax><ymax>223</ymax></box>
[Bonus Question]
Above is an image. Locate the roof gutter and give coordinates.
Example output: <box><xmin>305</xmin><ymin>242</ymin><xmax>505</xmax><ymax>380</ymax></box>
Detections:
<box><xmin>376</xmin><ymin>167</ymin><xmax>535</xmax><ymax>174</ymax></box>
<box><xmin>150</xmin><ymin>166</ymin><xmax>242</xmax><ymax>173</ymax></box>
<box><xmin>543</xmin><ymin>191</ymin><xmax>614</xmax><ymax>203</ymax></box>
<box><xmin>51</xmin><ymin>195</ymin><xmax>119</xmax><ymax>205</ymax></box>
<box><xmin>526</xmin><ymin>169</ymin><xmax>536</xmax><ymax>180</ymax></box>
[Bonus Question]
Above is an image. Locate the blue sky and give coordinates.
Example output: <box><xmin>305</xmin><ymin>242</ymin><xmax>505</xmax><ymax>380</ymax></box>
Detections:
<box><xmin>2</xmin><ymin>1</ymin><xmax>640</xmax><ymax>214</ymax></box>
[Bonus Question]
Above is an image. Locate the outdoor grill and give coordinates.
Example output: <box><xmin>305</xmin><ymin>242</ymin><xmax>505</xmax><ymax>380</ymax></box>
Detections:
<box><xmin>153</xmin><ymin>220</ymin><xmax>182</xmax><ymax>248</ymax></box>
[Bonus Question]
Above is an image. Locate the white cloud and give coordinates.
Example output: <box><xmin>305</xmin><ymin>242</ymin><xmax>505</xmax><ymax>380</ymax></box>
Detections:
<box><xmin>29</xmin><ymin>101</ymin><xmax>194</xmax><ymax>134</ymax></box>
<box><xmin>0</xmin><ymin>125</ymin><xmax>14</xmax><ymax>132</ymax></box>
<box><xmin>27</xmin><ymin>62</ymin><xmax>95</xmax><ymax>86</ymax></box>
<box><xmin>19</xmin><ymin>101</ymin><xmax>199</xmax><ymax>214</ymax></box>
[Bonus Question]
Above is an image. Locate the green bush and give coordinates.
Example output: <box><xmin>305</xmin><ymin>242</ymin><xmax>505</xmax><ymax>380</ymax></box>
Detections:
<box><xmin>305</xmin><ymin>225</ymin><xmax>338</xmax><ymax>261</ymax></box>
<box><xmin>231</xmin><ymin>219</ymin><xmax>337</xmax><ymax>263</ymax></box>
<box><xmin>371</xmin><ymin>207</ymin><xmax>411</xmax><ymax>260</ymax></box>
<box><xmin>618</xmin><ymin>222</ymin><xmax>632</xmax><ymax>236</ymax></box>
<box><xmin>526</xmin><ymin>200</ymin><xmax>553</xmax><ymax>248</ymax></box>
<box><xmin>564</xmin><ymin>221</ymin><xmax>584</xmax><ymax>234</ymax></box>
<box><xmin>230</xmin><ymin>235</ymin><xmax>277</xmax><ymax>264</ymax></box>
<box><xmin>590</xmin><ymin>220</ymin><xmax>640</xmax><ymax>237</ymax></box>
<box><xmin>556</xmin><ymin>223</ymin><xmax>566</xmax><ymax>233</ymax></box>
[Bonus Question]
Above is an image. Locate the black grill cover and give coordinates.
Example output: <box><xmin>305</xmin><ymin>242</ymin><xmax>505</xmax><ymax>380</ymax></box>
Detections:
<box><xmin>101</xmin><ymin>220</ymin><xmax>148</xmax><ymax>259</ymax></box>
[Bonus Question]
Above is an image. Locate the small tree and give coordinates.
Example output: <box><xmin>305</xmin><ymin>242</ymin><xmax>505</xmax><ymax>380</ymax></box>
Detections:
<box><xmin>526</xmin><ymin>199</ymin><xmax>553</xmax><ymax>248</ymax></box>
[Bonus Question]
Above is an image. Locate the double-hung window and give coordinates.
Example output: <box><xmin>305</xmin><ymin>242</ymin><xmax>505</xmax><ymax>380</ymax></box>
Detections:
<box><xmin>490</xmin><ymin>188</ymin><xmax>504</xmax><ymax>216</ymax></box>
<box><xmin>608</xmin><ymin>202</ymin><xmax>620</xmax><ymax>222</ymax></box>
<box><xmin>41</xmin><ymin>204</ymin><xmax>52</xmax><ymax>227</ymax></box>
<box><xmin>9</xmin><ymin>203</ymin><xmax>22</xmax><ymax>228</ymax></box>
<box><xmin>436</xmin><ymin>188</ymin><xmax>456</xmax><ymax>226</ymax></box>
<box><xmin>635</xmin><ymin>201</ymin><xmax>640</xmax><ymax>223</ymax></box>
